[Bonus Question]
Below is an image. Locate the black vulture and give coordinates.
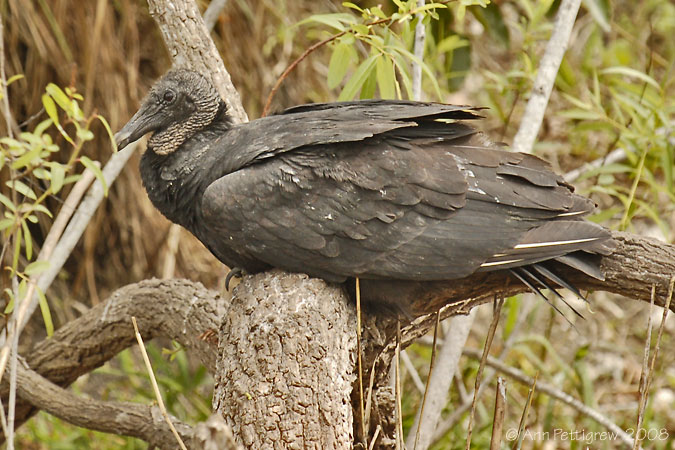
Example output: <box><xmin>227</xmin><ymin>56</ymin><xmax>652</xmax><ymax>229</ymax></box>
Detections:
<box><xmin>115</xmin><ymin>69</ymin><xmax>614</xmax><ymax>314</ymax></box>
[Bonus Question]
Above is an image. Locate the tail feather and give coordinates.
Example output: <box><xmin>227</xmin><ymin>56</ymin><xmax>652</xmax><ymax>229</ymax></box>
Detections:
<box><xmin>510</xmin><ymin>268</ymin><xmax>577</xmax><ymax>327</ymax></box>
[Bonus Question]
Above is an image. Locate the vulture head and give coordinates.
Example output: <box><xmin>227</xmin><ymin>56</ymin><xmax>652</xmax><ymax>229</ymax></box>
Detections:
<box><xmin>115</xmin><ymin>69</ymin><xmax>221</xmax><ymax>155</ymax></box>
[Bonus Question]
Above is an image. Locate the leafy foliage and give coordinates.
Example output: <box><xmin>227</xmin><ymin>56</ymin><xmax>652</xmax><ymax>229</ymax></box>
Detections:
<box><xmin>1</xmin><ymin>78</ymin><xmax>113</xmax><ymax>335</ymax></box>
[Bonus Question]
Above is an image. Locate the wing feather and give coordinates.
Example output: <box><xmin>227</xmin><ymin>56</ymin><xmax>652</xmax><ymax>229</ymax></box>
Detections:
<box><xmin>198</xmin><ymin>107</ymin><xmax>610</xmax><ymax>283</ymax></box>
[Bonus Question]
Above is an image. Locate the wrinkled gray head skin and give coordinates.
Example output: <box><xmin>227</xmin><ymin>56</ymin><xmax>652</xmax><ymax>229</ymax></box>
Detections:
<box><xmin>115</xmin><ymin>69</ymin><xmax>221</xmax><ymax>155</ymax></box>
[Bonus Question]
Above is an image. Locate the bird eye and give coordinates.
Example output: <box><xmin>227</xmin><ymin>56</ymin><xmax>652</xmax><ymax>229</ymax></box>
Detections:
<box><xmin>163</xmin><ymin>90</ymin><xmax>176</xmax><ymax>103</ymax></box>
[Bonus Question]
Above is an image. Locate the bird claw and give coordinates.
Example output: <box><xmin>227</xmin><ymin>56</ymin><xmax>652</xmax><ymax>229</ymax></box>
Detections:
<box><xmin>225</xmin><ymin>267</ymin><xmax>245</xmax><ymax>291</ymax></box>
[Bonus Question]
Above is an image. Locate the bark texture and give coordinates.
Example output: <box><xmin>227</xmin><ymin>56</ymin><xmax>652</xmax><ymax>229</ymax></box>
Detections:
<box><xmin>214</xmin><ymin>271</ymin><xmax>357</xmax><ymax>449</ymax></box>
<box><xmin>4</xmin><ymin>279</ymin><xmax>224</xmax><ymax>436</ymax></box>
<box><xmin>146</xmin><ymin>0</ymin><xmax>248</xmax><ymax>123</ymax></box>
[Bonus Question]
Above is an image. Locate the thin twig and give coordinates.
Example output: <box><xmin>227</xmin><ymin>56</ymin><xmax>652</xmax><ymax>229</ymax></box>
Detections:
<box><xmin>430</xmin><ymin>297</ymin><xmax>534</xmax><ymax>444</ymax></box>
<box><xmin>356</xmin><ymin>278</ymin><xmax>367</xmax><ymax>445</ymax></box>
<box><xmin>513</xmin><ymin>372</ymin><xmax>538</xmax><ymax>450</ymax></box>
<box><xmin>633</xmin><ymin>285</ymin><xmax>655</xmax><ymax>450</ymax></box>
<box><xmin>563</xmin><ymin>147</ymin><xmax>627</xmax><ymax>183</ymax></box>
<box><xmin>638</xmin><ymin>277</ymin><xmax>673</xmax><ymax>444</ymax></box>
<box><xmin>400</xmin><ymin>350</ymin><xmax>425</xmax><ymax>394</ymax></box>
<box><xmin>1</xmin><ymin>14</ymin><xmax>17</xmax><ymax>448</ymax></box>
<box><xmin>6</xmin><ymin>279</ymin><xmax>18</xmax><ymax>450</ymax></box>
<box><xmin>131</xmin><ymin>317</ymin><xmax>188</xmax><ymax>450</ymax></box>
<box><xmin>0</xmin><ymin>167</ymin><xmax>96</xmax><ymax>378</ymax></box>
<box><xmin>395</xmin><ymin>320</ymin><xmax>403</xmax><ymax>450</ymax></box>
<box><xmin>0</xmin><ymin>15</ymin><xmax>13</xmax><ymax>139</ymax></box>
<box><xmin>412</xmin><ymin>312</ymin><xmax>439</xmax><ymax>450</ymax></box>
<box><xmin>14</xmin><ymin>356</ymin><xmax>195</xmax><ymax>448</ymax></box>
<box><xmin>411</xmin><ymin>0</ymin><xmax>426</xmax><ymax>101</ymax></box>
<box><xmin>368</xmin><ymin>425</ymin><xmax>382</xmax><ymax>450</ymax></box>
<box><xmin>262</xmin><ymin>13</ymin><xmax>405</xmax><ymax>116</ymax></box>
<box><xmin>0</xmin><ymin>151</ymin><xmax>122</xmax><ymax>385</ymax></box>
<box><xmin>262</xmin><ymin>30</ymin><xmax>346</xmax><ymax>117</ymax></box>
<box><xmin>462</xmin><ymin>348</ymin><xmax>637</xmax><ymax>448</ymax></box>
<box><xmin>465</xmin><ymin>297</ymin><xmax>504</xmax><ymax>450</ymax></box>
<box><xmin>489</xmin><ymin>377</ymin><xmax>507</xmax><ymax>450</ymax></box>
<box><xmin>0</xmin><ymin>397</ymin><xmax>7</xmax><ymax>439</ymax></box>
<box><xmin>203</xmin><ymin>0</ymin><xmax>228</xmax><ymax>32</ymax></box>
<box><xmin>511</xmin><ymin>0</ymin><xmax>582</xmax><ymax>154</ymax></box>
<box><xmin>405</xmin><ymin>311</ymin><xmax>475</xmax><ymax>450</ymax></box>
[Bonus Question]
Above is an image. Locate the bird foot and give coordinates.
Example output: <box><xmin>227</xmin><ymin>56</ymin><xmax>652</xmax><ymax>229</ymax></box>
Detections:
<box><xmin>225</xmin><ymin>267</ymin><xmax>246</xmax><ymax>291</ymax></box>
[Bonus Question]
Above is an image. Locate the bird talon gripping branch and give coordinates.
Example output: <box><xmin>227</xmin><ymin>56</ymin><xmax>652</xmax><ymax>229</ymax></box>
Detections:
<box><xmin>117</xmin><ymin>69</ymin><xmax>614</xmax><ymax>313</ymax></box>
<box><xmin>224</xmin><ymin>267</ymin><xmax>245</xmax><ymax>291</ymax></box>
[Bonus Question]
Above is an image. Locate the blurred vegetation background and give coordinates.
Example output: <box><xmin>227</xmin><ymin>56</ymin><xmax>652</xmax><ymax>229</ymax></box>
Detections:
<box><xmin>1</xmin><ymin>0</ymin><xmax>674</xmax><ymax>448</ymax></box>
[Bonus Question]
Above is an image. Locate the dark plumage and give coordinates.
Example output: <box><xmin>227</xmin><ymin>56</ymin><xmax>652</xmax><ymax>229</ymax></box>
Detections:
<box><xmin>116</xmin><ymin>69</ymin><xmax>614</xmax><ymax>313</ymax></box>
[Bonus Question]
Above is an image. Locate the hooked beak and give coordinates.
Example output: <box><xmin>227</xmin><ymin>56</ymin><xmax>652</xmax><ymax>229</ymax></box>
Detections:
<box><xmin>114</xmin><ymin>101</ymin><xmax>163</xmax><ymax>151</ymax></box>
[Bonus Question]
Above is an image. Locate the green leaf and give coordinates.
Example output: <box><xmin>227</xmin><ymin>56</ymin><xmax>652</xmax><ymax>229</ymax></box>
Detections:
<box><xmin>6</xmin><ymin>180</ymin><xmax>37</xmax><ymax>200</ymax></box>
<box><xmin>558</xmin><ymin>109</ymin><xmax>607</xmax><ymax>121</ymax></box>
<box><xmin>370</xmin><ymin>6</ymin><xmax>387</xmax><ymax>19</ymax></box>
<box><xmin>21</xmin><ymin>220</ymin><xmax>33</xmax><ymax>260</ymax></box>
<box><xmin>560</xmin><ymin>93</ymin><xmax>593</xmax><ymax>110</ymax></box>
<box><xmin>376</xmin><ymin>56</ymin><xmax>397</xmax><ymax>99</ymax></box>
<box><xmin>351</xmin><ymin>24</ymin><xmax>369</xmax><ymax>35</ymax></box>
<box><xmin>360</xmin><ymin>64</ymin><xmax>377</xmax><ymax>99</ymax></box>
<box><xmin>328</xmin><ymin>43</ymin><xmax>354</xmax><ymax>89</ymax></box>
<box><xmin>46</xmin><ymin>83</ymin><xmax>72</xmax><ymax>115</ymax></box>
<box><xmin>10</xmin><ymin>144</ymin><xmax>44</xmax><ymax>170</ymax></box>
<box><xmin>600</xmin><ymin>66</ymin><xmax>660</xmax><ymax>90</ymax></box>
<box><xmin>25</xmin><ymin>260</ymin><xmax>50</xmax><ymax>276</ymax></box>
<box><xmin>95</xmin><ymin>115</ymin><xmax>117</xmax><ymax>153</ymax></box>
<box><xmin>0</xmin><ymin>192</ymin><xmax>16</xmax><ymax>212</ymax></box>
<box><xmin>342</xmin><ymin>2</ymin><xmax>364</xmax><ymax>13</ymax></box>
<box><xmin>50</xmin><ymin>163</ymin><xmax>65</xmax><ymax>195</ymax></box>
<box><xmin>42</xmin><ymin>93</ymin><xmax>59</xmax><ymax>126</ymax></box>
<box><xmin>4</xmin><ymin>296</ymin><xmax>14</xmax><ymax>314</ymax></box>
<box><xmin>76</xmin><ymin>128</ymin><xmax>94</xmax><ymax>142</ymax></box>
<box><xmin>80</xmin><ymin>156</ymin><xmax>108</xmax><ymax>196</ymax></box>
<box><xmin>582</xmin><ymin>0</ymin><xmax>611</xmax><ymax>32</ymax></box>
<box><xmin>42</xmin><ymin>93</ymin><xmax>74</xmax><ymax>145</ymax></box>
<box><xmin>0</xmin><ymin>218</ymin><xmax>14</xmax><ymax>231</ymax></box>
<box><xmin>338</xmin><ymin>54</ymin><xmax>378</xmax><ymax>101</ymax></box>
<box><xmin>390</xmin><ymin>52</ymin><xmax>413</xmax><ymax>99</ymax></box>
<box><xmin>37</xmin><ymin>287</ymin><xmax>54</xmax><ymax>337</ymax></box>
<box><xmin>6</xmin><ymin>74</ymin><xmax>24</xmax><ymax>85</ymax></box>
<box><xmin>30</xmin><ymin>203</ymin><xmax>53</xmax><ymax>218</ymax></box>
<box><xmin>13</xmin><ymin>227</ymin><xmax>22</xmax><ymax>270</ymax></box>
<box><xmin>299</xmin><ymin>13</ymin><xmax>354</xmax><ymax>30</ymax></box>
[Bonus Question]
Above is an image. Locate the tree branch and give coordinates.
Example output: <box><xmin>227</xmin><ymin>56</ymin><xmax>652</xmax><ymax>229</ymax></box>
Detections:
<box><xmin>146</xmin><ymin>0</ymin><xmax>248</xmax><ymax>123</ymax></box>
<box><xmin>2</xmin><ymin>279</ymin><xmax>224</xmax><ymax>436</ymax></box>
<box><xmin>2</xmin><ymin>231</ymin><xmax>672</xmax><ymax>444</ymax></box>
<box><xmin>511</xmin><ymin>0</ymin><xmax>582</xmax><ymax>153</ymax></box>
<box><xmin>15</xmin><ymin>357</ymin><xmax>195</xmax><ymax>449</ymax></box>
<box><xmin>214</xmin><ymin>271</ymin><xmax>357</xmax><ymax>449</ymax></box>
<box><xmin>405</xmin><ymin>232</ymin><xmax>675</xmax><ymax>315</ymax></box>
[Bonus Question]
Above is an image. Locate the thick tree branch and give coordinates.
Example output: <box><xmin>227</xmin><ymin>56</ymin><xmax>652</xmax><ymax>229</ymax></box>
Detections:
<box><xmin>2</xmin><ymin>279</ymin><xmax>224</xmax><ymax>435</ymax></box>
<box><xmin>15</xmin><ymin>358</ymin><xmax>195</xmax><ymax>449</ymax></box>
<box><xmin>146</xmin><ymin>0</ymin><xmax>247</xmax><ymax>123</ymax></box>
<box><xmin>406</xmin><ymin>232</ymin><xmax>675</xmax><ymax>315</ymax></box>
<box><xmin>214</xmin><ymin>271</ymin><xmax>357</xmax><ymax>449</ymax></box>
